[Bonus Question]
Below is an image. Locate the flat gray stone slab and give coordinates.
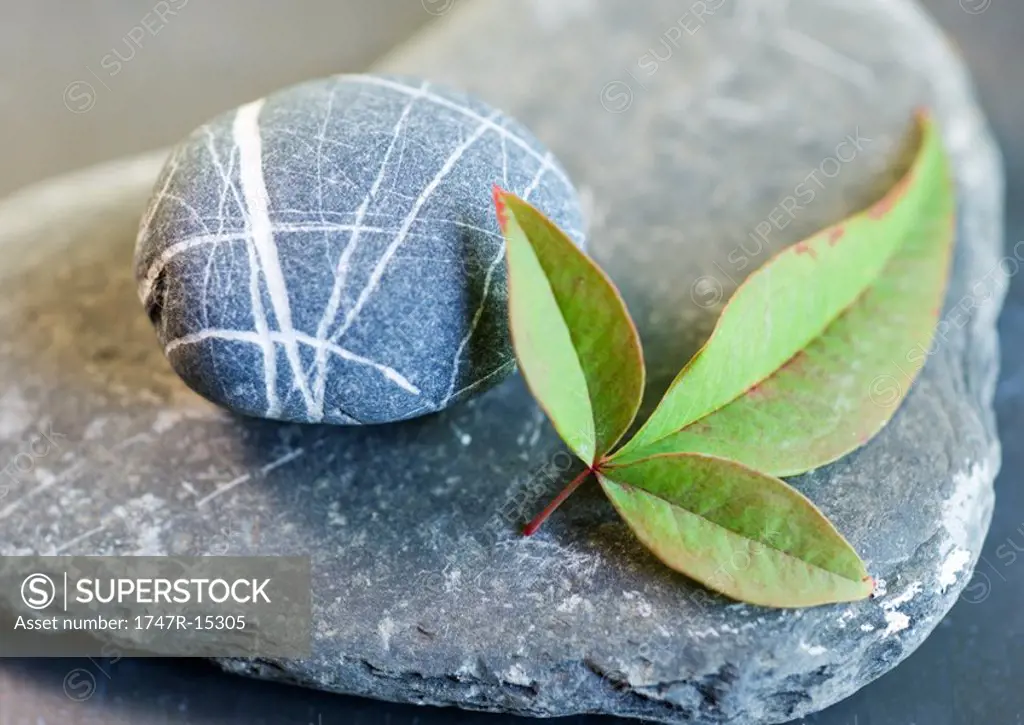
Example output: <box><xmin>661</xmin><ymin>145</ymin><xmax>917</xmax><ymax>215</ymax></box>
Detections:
<box><xmin>0</xmin><ymin>0</ymin><xmax>1003</xmax><ymax>723</ymax></box>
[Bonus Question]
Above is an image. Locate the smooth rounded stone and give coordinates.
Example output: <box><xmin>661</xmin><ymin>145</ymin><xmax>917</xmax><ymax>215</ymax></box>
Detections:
<box><xmin>133</xmin><ymin>73</ymin><xmax>585</xmax><ymax>425</ymax></box>
<box><xmin>0</xmin><ymin>2</ymin><xmax>1003</xmax><ymax>725</ymax></box>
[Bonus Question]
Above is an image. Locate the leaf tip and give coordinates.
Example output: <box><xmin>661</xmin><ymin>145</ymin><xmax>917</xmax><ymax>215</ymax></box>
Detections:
<box><xmin>492</xmin><ymin>184</ymin><xmax>510</xmax><ymax>232</ymax></box>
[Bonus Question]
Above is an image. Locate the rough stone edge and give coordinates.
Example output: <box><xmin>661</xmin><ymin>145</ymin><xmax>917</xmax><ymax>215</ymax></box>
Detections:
<box><xmin>765</xmin><ymin>0</ymin><xmax>1009</xmax><ymax>721</ymax></box>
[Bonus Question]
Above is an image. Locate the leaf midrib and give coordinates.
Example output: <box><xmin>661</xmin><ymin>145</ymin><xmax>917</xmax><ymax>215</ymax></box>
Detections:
<box><xmin>602</xmin><ymin>469</ymin><xmax>865</xmax><ymax>584</ymax></box>
<box><xmin>622</xmin><ymin>213</ymin><xmax>921</xmax><ymax>461</ymax></box>
<box><xmin>523</xmin><ymin>227</ymin><xmax>598</xmax><ymax>462</ymax></box>
<box><xmin>616</xmin><ymin>120</ymin><xmax>936</xmax><ymax>461</ymax></box>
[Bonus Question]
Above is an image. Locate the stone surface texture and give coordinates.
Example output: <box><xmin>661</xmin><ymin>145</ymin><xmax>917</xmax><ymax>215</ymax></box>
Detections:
<box><xmin>0</xmin><ymin>0</ymin><xmax>1004</xmax><ymax>724</ymax></box>
<box><xmin>134</xmin><ymin>73</ymin><xmax>584</xmax><ymax>425</ymax></box>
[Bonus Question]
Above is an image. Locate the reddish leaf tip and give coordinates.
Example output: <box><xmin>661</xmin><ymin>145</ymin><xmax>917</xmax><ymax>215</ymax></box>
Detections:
<box><xmin>492</xmin><ymin>184</ymin><xmax>510</xmax><ymax>232</ymax></box>
<box><xmin>828</xmin><ymin>226</ymin><xmax>846</xmax><ymax>246</ymax></box>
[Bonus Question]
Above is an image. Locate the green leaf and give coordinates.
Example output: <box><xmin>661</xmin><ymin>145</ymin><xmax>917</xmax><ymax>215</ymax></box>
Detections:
<box><xmin>613</xmin><ymin>112</ymin><xmax>951</xmax><ymax>468</ymax></box>
<box><xmin>599</xmin><ymin>454</ymin><xmax>873</xmax><ymax>607</ymax></box>
<box><xmin>496</xmin><ymin>187</ymin><xmax>644</xmax><ymax>463</ymax></box>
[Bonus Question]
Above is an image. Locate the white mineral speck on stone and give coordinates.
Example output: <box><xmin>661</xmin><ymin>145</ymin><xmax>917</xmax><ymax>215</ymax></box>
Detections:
<box><xmin>871</xmin><ymin>578</ymin><xmax>888</xmax><ymax>598</ymax></box>
<box><xmin>444</xmin><ymin>567</ymin><xmax>462</xmax><ymax>592</ymax></box>
<box><xmin>937</xmin><ymin>460</ymin><xmax>993</xmax><ymax>591</ymax></box>
<box><xmin>944</xmin><ymin>462</ymin><xmax>992</xmax><ymax>547</ymax></box>
<box><xmin>836</xmin><ymin>609</ymin><xmax>857</xmax><ymax>629</ymax></box>
<box><xmin>884</xmin><ymin>581</ymin><xmax>923</xmax><ymax>610</ymax></box>
<box><xmin>327</xmin><ymin>502</ymin><xmax>347</xmax><ymax>527</ymax></box>
<box><xmin>690</xmin><ymin>627</ymin><xmax>720</xmax><ymax>640</ymax></box>
<box><xmin>504</xmin><ymin>663</ymin><xmax>531</xmax><ymax>686</ymax></box>
<box><xmin>799</xmin><ymin>641</ymin><xmax>828</xmax><ymax>656</ymax></box>
<box><xmin>883</xmin><ymin>611</ymin><xmax>910</xmax><ymax>638</ymax></box>
<box><xmin>879</xmin><ymin>581</ymin><xmax>922</xmax><ymax>638</ymax></box>
<box><xmin>378</xmin><ymin>617</ymin><xmax>396</xmax><ymax>652</ymax></box>
<box><xmin>152</xmin><ymin>409</ymin><xmax>184</xmax><ymax>433</ymax></box>
<box><xmin>133</xmin><ymin>526</ymin><xmax>165</xmax><ymax>556</ymax></box>
<box><xmin>556</xmin><ymin>594</ymin><xmax>583</xmax><ymax>613</ymax></box>
<box><xmin>622</xmin><ymin>590</ymin><xmax>652</xmax><ymax>616</ymax></box>
<box><xmin>939</xmin><ymin>547</ymin><xmax>972</xmax><ymax>592</ymax></box>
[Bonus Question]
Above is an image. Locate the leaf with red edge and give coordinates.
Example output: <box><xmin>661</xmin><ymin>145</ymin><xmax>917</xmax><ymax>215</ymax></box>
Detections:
<box><xmin>599</xmin><ymin>453</ymin><xmax>874</xmax><ymax>607</ymax></box>
<box><xmin>611</xmin><ymin>111</ymin><xmax>954</xmax><ymax>473</ymax></box>
<box><xmin>496</xmin><ymin>188</ymin><xmax>644</xmax><ymax>464</ymax></box>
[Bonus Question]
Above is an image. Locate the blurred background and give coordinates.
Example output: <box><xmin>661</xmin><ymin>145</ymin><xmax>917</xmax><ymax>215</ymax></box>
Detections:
<box><xmin>1</xmin><ymin>1</ymin><xmax>1021</xmax><ymax>723</ymax></box>
<box><xmin>0</xmin><ymin>0</ymin><xmax>432</xmax><ymax>197</ymax></box>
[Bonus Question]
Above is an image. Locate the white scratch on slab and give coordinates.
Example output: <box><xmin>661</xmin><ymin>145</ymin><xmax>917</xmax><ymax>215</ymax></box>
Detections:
<box><xmin>196</xmin><ymin>448</ymin><xmax>305</xmax><ymax>508</ymax></box>
<box><xmin>0</xmin><ymin>461</ymin><xmax>86</xmax><ymax>520</ymax></box>
<box><xmin>52</xmin><ymin>523</ymin><xmax>108</xmax><ymax>554</ymax></box>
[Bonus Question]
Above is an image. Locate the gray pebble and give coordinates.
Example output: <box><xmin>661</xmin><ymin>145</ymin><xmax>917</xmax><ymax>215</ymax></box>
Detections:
<box><xmin>133</xmin><ymin>74</ymin><xmax>585</xmax><ymax>424</ymax></box>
